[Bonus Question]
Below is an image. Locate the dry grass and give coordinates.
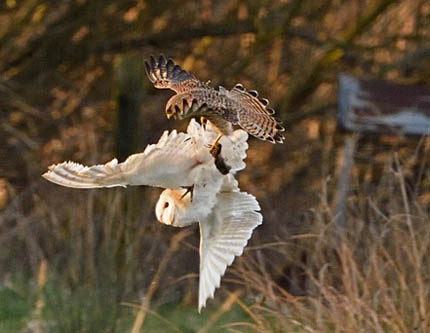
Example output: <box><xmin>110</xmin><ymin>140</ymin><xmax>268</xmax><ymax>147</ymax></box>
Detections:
<box><xmin>231</xmin><ymin>154</ymin><xmax>430</xmax><ymax>333</ymax></box>
<box><xmin>2</xmin><ymin>1</ymin><xmax>430</xmax><ymax>331</ymax></box>
<box><xmin>0</xmin><ymin>182</ymin><xmax>200</xmax><ymax>331</ymax></box>
<box><xmin>2</xmin><ymin>136</ymin><xmax>430</xmax><ymax>332</ymax></box>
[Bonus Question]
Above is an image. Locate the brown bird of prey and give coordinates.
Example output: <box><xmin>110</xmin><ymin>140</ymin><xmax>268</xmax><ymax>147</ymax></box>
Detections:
<box><xmin>145</xmin><ymin>55</ymin><xmax>284</xmax><ymax>157</ymax></box>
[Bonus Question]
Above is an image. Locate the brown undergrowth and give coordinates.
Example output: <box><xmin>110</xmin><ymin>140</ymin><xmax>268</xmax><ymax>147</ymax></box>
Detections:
<box><xmin>231</xmin><ymin>154</ymin><xmax>430</xmax><ymax>333</ymax></box>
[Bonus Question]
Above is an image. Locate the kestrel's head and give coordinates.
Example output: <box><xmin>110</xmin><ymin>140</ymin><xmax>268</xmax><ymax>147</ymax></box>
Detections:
<box><xmin>155</xmin><ymin>188</ymin><xmax>192</xmax><ymax>227</ymax></box>
<box><xmin>165</xmin><ymin>95</ymin><xmax>181</xmax><ymax>120</ymax></box>
<box><xmin>165</xmin><ymin>94</ymin><xmax>190</xmax><ymax>120</ymax></box>
<box><xmin>165</xmin><ymin>94</ymin><xmax>203</xmax><ymax>120</ymax></box>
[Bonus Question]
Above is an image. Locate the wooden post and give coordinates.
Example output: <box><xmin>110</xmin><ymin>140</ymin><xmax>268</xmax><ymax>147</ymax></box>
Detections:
<box><xmin>335</xmin><ymin>133</ymin><xmax>358</xmax><ymax>229</ymax></box>
<box><xmin>114</xmin><ymin>55</ymin><xmax>147</xmax><ymax>161</ymax></box>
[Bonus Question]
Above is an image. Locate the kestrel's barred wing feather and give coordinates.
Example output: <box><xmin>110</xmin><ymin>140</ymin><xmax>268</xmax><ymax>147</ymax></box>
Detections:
<box><xmin>230</xmin><ymin>84</ymin><xmax>275</xmax><ymax>116</ymax></box>
<box><xmin>228</xmin><ymin>84</ymin><xmax>285</xmax><ymax>143</ymax></box>
<box><xmin>144</xmin><ymin>55</ymin><xmax>202</xmax><ymax>93</ymax></box>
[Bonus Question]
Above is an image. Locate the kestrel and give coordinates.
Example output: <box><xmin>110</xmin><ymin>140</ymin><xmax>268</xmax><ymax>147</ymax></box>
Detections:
<box><xmin>145</xmin><ymin>55</ymin><xmax>284</xmax><ymax>157</ymax></box>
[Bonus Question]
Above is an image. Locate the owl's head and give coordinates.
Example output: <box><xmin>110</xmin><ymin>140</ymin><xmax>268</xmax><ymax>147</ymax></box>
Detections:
<box><xmin>155</xmin><ymin>188</ymin><xmax>194</xmax><ymax>227</ymax></box>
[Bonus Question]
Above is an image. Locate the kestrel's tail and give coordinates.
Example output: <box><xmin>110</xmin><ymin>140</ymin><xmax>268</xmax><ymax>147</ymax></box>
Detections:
<box><xmin>42</xmin><ymin>159</ymin><xmax>127</xmax><ymax>189</ymax></box>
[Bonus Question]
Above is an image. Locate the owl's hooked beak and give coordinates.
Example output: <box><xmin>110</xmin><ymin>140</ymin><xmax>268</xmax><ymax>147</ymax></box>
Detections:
<box><xmin>180</xmin><ymin>185</ymin><xmax>194</xmax><ymax>201</ymax></box>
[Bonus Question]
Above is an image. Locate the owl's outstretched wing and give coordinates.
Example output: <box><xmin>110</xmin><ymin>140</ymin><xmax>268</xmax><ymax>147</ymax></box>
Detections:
<box><xmin>43</xmin><ymin>130</ymin><xmax>201</xmax><ymax>189</ymax></box>
<box><xmin>228</xmin><ymin>84</ymin><xmax>285</xmax><ymax>143</ymax></box>
<box><xmin>198</xmin><ymin>185</ymin><xmax>262</xmax><ymax>312</ymax></box>
<box><xmin>145</xmin><ymin>55</ymin><xmax>204</xmax><ymax>93</ymax></box>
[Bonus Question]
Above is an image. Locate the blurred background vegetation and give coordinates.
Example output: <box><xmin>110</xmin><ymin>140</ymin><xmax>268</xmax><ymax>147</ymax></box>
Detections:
<box><xmin>1</xmin><ymin>0</ymin><xmax>430</xmax><ymax>332</ymax></box>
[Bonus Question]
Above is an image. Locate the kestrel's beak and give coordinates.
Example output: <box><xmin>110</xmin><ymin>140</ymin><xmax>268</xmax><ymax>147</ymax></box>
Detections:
<box><xmin>165</xmin><ymin>108</ymin><xmax>176</xmax><ymax>120</ymax></box>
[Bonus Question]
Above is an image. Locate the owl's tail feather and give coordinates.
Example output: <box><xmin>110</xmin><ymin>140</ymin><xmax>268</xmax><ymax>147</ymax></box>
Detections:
<box><xmin>42</xmin><ymin>159</ymin><xmax>127</xmax><ymax>189</ymax></box>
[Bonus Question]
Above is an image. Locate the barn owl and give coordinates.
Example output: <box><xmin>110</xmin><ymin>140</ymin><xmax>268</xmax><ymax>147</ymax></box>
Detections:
<box><xmin>145</xmin><ymin>55</ymin><xmax>284</xmax><ymax>157</ymax></box>
<box><xmin>156</xmin><ymin>175</ymin><xmax>262</xmax><ymax>312</ymax></box>
<box><xmin>42</xmin><ymin>119</ymin><xmax>262</xmax><ymax>311</ymax></box>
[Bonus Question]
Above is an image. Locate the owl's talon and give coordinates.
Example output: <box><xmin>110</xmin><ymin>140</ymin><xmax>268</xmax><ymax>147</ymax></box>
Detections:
<box><xmin>180</xmin><ymin>185</ymin><xmax>194</xmax><ymax>201</ymax></box>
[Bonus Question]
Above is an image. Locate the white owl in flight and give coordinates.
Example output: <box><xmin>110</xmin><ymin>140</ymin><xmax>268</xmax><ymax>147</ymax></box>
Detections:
<box><xmin>43</xmin><ymin>119</ymin><xmax>262</xmax><ymax>311</ymax></box>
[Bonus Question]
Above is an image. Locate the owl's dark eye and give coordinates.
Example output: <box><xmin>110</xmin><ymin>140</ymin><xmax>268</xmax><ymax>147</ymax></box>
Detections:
<box><xmin>164</xmin><ymin>202</ymin><xmax>169</xmax><ymax>208</ymax></box>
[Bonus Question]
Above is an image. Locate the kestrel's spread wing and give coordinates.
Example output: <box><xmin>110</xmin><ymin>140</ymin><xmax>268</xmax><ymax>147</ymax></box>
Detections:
<box><xmin>227</xmin><ymin>84</ymin><xmax>285</xmax><ymax>143</ymax></box>
<box><xmin>145</xmin><ymin>55</ymin><xmax>285</xmax><ymax>144</ymax></box>
<box><xmin>144</xmin><ymin>55</ymin><xmax>204</xmax><ymax>93</ymax></box>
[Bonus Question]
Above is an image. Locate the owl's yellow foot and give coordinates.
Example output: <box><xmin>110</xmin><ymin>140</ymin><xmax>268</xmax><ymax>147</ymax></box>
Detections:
<box><xmin>180</xmin><ymin>185</ymin><xmax>194</xmax><ymax>201</ymax></box>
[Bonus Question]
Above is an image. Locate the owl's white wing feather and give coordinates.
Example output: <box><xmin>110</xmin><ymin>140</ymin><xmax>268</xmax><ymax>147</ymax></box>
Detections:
<box><xmin>219</xmin><ymin>130</ymin><xmax>248</xmax><ymax>173</ymax></box>
<box><xmin>198</xmin><ymin>186</ymin><xmax>262</xmax><ymax>312</ymax></box>
<box><xmin>187</xmin><ymin>119</ymin><xmax>249</xmax><ymax>173</ymax></box>
<box><xmin>43</xmin><ymin>130</ymin><xmax>202</xmax><ymax>189</ymax></box>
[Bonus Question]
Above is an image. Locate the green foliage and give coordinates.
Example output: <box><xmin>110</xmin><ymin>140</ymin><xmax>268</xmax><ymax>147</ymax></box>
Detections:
<box><xmin>141</xmin><ymin>302</ymin><xmax>251</xmax><ymax>332</ymax></box>
<box><xmin>0</xmin><ymin>281</ymin><xmax>251</xmax><ymax>332</ymax></box>
<box><xmin>0</xmin><ymin>287</ymin><xmax>33</xmax><ymax>332</ymax></box>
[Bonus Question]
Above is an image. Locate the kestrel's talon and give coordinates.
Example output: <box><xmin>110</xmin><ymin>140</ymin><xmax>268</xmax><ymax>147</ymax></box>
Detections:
<box><xmin>209</xmin><ymin>140</ymin><xmax>231</xmax><ymax>174</ymax></box>
<box><xmin>180</xmin><ymin>185</ymin><xmax>194</xmax><ymax>201</ymax></box>
<box><xmin>208</xmin><ymin>133</ymin><xmax>223</xmax><ymax>158</ymax></box>
<box><xmin>209</xmin><ymin>142</ymin><xmax>221</xmax><ymax>158</ymax></box>
<box><xmin>215</xmin><ymin>156</ymin><xmax>231</xmax><ymax>175</ymax></box>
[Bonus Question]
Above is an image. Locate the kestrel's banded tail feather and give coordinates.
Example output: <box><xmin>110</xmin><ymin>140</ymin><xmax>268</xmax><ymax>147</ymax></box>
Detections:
<box><xmin>144</xmin><ymin>55</ymin><xmax>201</xmax><ymax>93</ymax></box>
<box><xmin>229</xmin><ymin>84</ymin><xmax>285</xmax><ymax>143</ymax></box>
